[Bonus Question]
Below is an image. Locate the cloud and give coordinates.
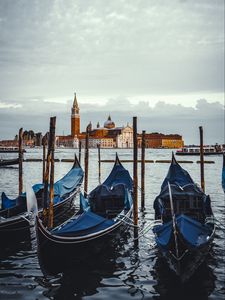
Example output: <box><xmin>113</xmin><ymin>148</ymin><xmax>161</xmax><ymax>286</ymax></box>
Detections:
<box><xmin>0</xmin><ymin>0</ymin><xmax>224</xmax><ymax>99</ymax></box>
<box><xmin>0</xmin><ymin>1</ymin><xmax>223</xmax><ymax>143</ymax></box>
<box><xmin>0</xmin><ymin>97</ymin><xmax>223</xmax><ymax>145</ymax></box>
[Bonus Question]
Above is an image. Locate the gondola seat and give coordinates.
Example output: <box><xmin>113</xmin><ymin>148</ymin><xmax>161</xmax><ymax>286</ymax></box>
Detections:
<box><xmin>89</xmin><ymin>184</ymin><xmax>126</xmax><ymax>218</ymax></box>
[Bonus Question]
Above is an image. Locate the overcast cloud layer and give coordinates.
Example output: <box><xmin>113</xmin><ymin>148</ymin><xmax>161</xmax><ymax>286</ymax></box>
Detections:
<box><xmin>0</xmin><ymin>0</ymin><xmax>224</xmax><ymax>143</ymax></box>
<box><xmin>0</xmin><ymin>97</ymin><xmax>224</xmax><ymax>145</ymax></box>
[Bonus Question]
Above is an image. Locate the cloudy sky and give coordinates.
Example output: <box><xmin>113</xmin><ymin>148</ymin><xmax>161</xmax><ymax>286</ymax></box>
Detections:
<box><xmin>0</xmin><ymin>0</ymin><xmax>224</xmax><ymax>144</ymax></box>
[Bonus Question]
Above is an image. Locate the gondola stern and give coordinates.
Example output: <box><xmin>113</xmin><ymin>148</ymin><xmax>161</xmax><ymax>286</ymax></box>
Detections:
<box><xmin>171</xmin><ymin>151</ymin><xmax>178</xmax><ymax>165</ymax></box>
<box><xmin>115</xmin><ymin>152</ymin><xmax>122</xmax><ymax>166</ymax></box>
<box><xmin>72</xmin><ymin>153</ymin><xmax>81</xmax><ymax>169</ymax></box>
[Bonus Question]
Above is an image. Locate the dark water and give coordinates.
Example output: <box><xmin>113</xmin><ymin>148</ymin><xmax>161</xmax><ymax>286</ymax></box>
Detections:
<box><xmin>0</xmin><ymin>149</ymin><xmax>224</xmax><ymax>300</ymax></box>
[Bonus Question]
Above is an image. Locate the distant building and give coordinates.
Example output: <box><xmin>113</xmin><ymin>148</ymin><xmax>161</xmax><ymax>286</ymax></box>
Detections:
<box><xmin>79</xmin><ymin>119</ymin><xmax>133</xmax><ymax>148</ymax></box>
<box><xmin>55</xmin><ymin>135</ymin><xmax>79</xmax><ymax>148</ymax></box>
<box><xmin>0</xmin><ymin>139</ymin><xmax>18</xmax><ymax>147</ymax></box>
<box><xmin>137</xmin><ymin>133</ymin><xmax>184</xmax><ymax>148</ymax></box>
<box><xmin>0</xmin><ymin>131</ymin><xmax>43</xmax><ymax>147</ymax></box>
<box><xmin>57</xmin><ymin>94</ymin><xmax>134</xmax><ymax>148</ymax></box>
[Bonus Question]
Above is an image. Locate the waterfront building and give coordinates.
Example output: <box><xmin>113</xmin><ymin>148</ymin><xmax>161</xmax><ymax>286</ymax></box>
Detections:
<box><xmin>137</xmin><ymin>133</ymin><xmax>184</xmax><ymax>148</ymax></box>
<box><xmin>79</xmin><ymin>119</ymin><xmax>133</xmax><ymax>148</ymax></box>
<box><xmin>55</xmin><ymin>135</ymin><xmax>79</xmax><ymax>148</ymax></box>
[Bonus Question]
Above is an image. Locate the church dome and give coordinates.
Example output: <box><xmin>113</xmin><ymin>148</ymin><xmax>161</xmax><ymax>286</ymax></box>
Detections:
<box><xmin>104</xmin><ymin>115</ymin><xmax>115</xmax><ymax>129</ymax></box>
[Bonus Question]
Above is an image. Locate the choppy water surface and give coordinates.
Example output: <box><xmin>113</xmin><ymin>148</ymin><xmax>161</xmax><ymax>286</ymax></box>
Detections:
<box><xmin>0</xmin><ymin>148</ymin><xmax>224</xmax><ymax>300</ymax></box>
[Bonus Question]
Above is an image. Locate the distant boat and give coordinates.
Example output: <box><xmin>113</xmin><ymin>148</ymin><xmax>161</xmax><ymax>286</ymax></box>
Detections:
<box><xmin>36</xmin><ymin>154</ymin><xmax>133</xmax><ymax>276</ymax></box>
<box><xmin>0</xmin><ymin>155</ymin><xmax>83</xmax><ymax>244</ymax></box>
<box><xmin>222</xmin><ymin>153</ymin><xmax>225</xmax><ymax>193</ymax></box>
<box><xmin>0</xmin><ymin>158</ymin><xmax>19</xmax><ymax>167</ymax></box>
<box><xmin>176</xmin><ymin>144</ymin><xmax>224</xmax><ymax>156</ymax></box>
<box><xmin>0</xmin><ymin>147</ymin><xmax>26</xmax><ymax>153</ymax></box>
<box><xmin>152</xmin><ymin>153</ymin><xmax>215</xmax><ymax>282</ymax></box>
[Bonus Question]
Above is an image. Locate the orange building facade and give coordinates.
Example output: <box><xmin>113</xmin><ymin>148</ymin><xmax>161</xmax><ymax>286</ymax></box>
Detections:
<box><xmin>137</xmin><ymin>133</ymin><xmax>184</xmax><ymax>148</ymax></box>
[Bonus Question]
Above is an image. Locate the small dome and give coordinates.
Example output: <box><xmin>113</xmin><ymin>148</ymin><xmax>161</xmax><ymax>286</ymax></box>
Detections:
<box><xmin>104</xmin><ymin>115</ymin><xmax>115</xmax><ymax>129</ymax></box>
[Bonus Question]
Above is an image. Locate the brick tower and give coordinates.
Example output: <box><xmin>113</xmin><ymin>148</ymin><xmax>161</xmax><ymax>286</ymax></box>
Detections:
<box><xmin>71</xmin><ymin>93</ymin><xmax>80</xmax><ymax>137</ymax></box>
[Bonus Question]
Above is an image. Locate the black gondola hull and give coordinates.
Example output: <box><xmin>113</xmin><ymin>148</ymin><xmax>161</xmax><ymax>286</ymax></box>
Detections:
<box><xmin>0</xmin><ymin>216</ymin><xmax>31</xmax><ymax>244</ymax></box>
<box><xmin>153</xmin><ymin>154</ymin><xmax>215</xmax><ymax>282</ymax></box>
<box><xmin>0</xmin><ymin>158</ymin><xmax>19</xmax><ymax>167</ymax></box>
<box><xmin>36</xmin><ymin>210</ymin><xmax>132</xmax><ymax>276</ymax></box>
<box><xmin>159</xmin><ymin>237</ymin><xmax>214</xmax><ymax>283</ymax></box>
<box><xmin>0</xmin><ymin>188</ymin><xmax>80</xmax><ymax>246</ymax></box>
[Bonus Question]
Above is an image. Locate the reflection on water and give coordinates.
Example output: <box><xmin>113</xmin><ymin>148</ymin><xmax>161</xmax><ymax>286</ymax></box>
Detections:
<box><xmin>41</xmin><ymin>232</ymin><xmax>131</xmax><ymax>299</ymax></box>
<box><xmin>152</xmin><ymin>250</ymin><xmax>216</xmax><ymax>300</ymax></box>
<box><xmin>0</xmin><ymin>149</ymin><xmax>224</xmax><ymax>299</ymax></box>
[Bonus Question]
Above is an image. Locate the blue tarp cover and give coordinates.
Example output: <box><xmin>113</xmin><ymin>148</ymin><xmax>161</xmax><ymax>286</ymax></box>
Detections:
<box><xmin>153</xmin><ymin>214</ymin><xmax>213</xmax><ymax>249</ymax></box>
<box><xmin>153</xmin><ymin>154</ymin><xmax>210</xmax><ymax>216</ymax></box>
<box><xmin>103</xmin><ymin>161</ymin><xmax>133</xmax><ymax>191</ymax></box>
<box><xmin>1</xmin><ymin>192</ymin><xmax>18</xmax><ymax>209</ymax></box>
<box><xmin>161</xmin><ymin>155</ymin><xmax>194</xmax><ymax>190</ymax></box>
<box><xmin>1</xmin><ymin>164</ymin><xmax>83</xmax><ymax>209</ymax></box>
<box><xmin>50</xmin><ymin>166</ymin><xmax>83</xmax><ymax>203</ymax></box>
<box><xmin>52</xmin><ymin>211</ymin><xmax>115</xmax><ymax>237</ymax></box>
<box><xmin>87</xmin><ymin>158</ymin><xmax>133</xmax><ymax>213</ymax></box>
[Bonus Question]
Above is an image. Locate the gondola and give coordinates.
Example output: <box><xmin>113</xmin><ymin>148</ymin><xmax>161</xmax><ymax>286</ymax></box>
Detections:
<box><xmin>222</xmin><ymin>153</ymin><xmax>225</xmax><ymax>193</ymax></box>
<box><xmin>36</xmin><ymin>154</ymin><xmax>133</xmax><ymax>276</ymax></box>
<box><xmin>0</xmin><ymin>158</ymin><xmax>19</xmax><ymax>167</ymax></box>
<box><xmin>0</xmin><ymin>155</ymin><xmax>84</xmax><ymax>244</ymax></box>
<box><xmin>152</xmin><ymin>153</ymin><xmax>215</xmax><ymax>282</ymax></box>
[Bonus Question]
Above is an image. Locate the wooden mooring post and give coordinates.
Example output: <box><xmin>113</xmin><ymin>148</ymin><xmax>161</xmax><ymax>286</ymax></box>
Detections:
<box><xmin>18</xmin><ymin>128</ymin><xmax>23</xmax><ymax>195</ymax></box>
<box><xmin>42</xmin><ymin>135</ymin><xmax>47</xmax><ymax>184</ymax></box>
<box><xmin>48</xmin><ymin>117</ymin><xmax>56</xmax><ymax>229</ymax></box>
<box><xmin>43</xmin><ymin>119</ymin><xmax>55</xmax><ymax>226</ymax></box>
<box><xmin>97</xmin><ymin>143</ymin><xmax>101</xmax><ymax>184</ymax></box>
<box><xmin>84</xmin><ymin>127</ymin><xmax>89</xmax><ymax>198</ymax></box>
<box><xmin>141</xmin><ymin>130</ymin><xmax>145</xmax><ymax>211</ymax></box>
<box><xmin>78</xmin><ymin>140</ymin><xmax>82</xmax><ymax>164</ymax></box>
<box><xmin>199</xmin><ymin>126</ymin><xmax>205</xmax><ymax>192</ymax></box>
<box><xmin>133</xmin><ymin>117</ymin><xmax>138</xmax><ymax>227</ymax></box>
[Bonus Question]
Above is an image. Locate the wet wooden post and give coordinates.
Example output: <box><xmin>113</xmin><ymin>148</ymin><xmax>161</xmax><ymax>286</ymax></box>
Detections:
<box><xmin>18</xmin><ymin>128</ymin><xmax>23</xmax><ymax>195</ymax></box>
<box><xmin>133</xmin><ymin>117</ymin><xmax>138</xmax><ymax>227</ymax></box>
<box><xmin>43</xmin><ymin>120</ymin><xmax>54</xmax><ymax>226</ymax></box>
<box><xmin>78</xmin><ymin>140</ymin><xmax>82</xmax><ymax>164</ymax></box>
<box><xmin>141</xmin><ymin>130</ymin><xmax>145</xmax><ymax>211</ymax></box>
<box><xmin>97</xmin><ymin>143</ymin><xmax>101</xmax><ymax>184</ymax></box>
<box><xmin>199</xmin><ymin>126</ymin><xmax>205</xmax><ymax>192</ymax></box>
<box><xmin>48</xmin><ymin>117</ymin><xmax>56</xmax><ymax>229</ymax></box>
<box><xmin>84</xmin><ymin>127</ymin><xmax>89</xmax><ymax>198</ymax></box>
<box><xmin>42</xmin><ymin>135</ymin><xmax>47</xmax><ymax>184</ymax></box>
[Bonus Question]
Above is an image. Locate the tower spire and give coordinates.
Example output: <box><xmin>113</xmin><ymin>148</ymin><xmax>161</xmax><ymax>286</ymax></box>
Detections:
<box><xmin>71</xmin><ymin>92</ymin><xmax>80</xmax><ymax>137</ymax></box>
<box><xmin>72</xmin><ymin>92</ymin><xmax>79</xmax><ymax>115</ymax></box>
<box><xmin>73</xmin><ymin>92</ymin><xmax>78</xmax><ymax>108</ymax></box>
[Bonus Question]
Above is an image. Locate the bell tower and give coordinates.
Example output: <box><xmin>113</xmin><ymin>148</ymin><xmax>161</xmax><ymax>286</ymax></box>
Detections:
<box><xmin>71</xmin><ymin>93</ymin><xmax>80</xmax><ymax>137</ymax></box>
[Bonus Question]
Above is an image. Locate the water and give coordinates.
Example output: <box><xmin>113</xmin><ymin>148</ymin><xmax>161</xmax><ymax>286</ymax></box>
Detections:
<box><xmin>0</xmin><ymin>148</ymin><xmax>224</xmax><ymax>300</ymax></box>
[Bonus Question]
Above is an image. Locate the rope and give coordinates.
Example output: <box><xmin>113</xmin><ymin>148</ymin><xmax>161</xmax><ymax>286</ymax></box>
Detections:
<box><xmin>214</xmin><ymin>217</ymin><xmax>225</xmax><ymax>230</ymax></box>
<box><xmin>116</xmin><ymin>215</ymin><xmax>162</xmax><ymax>243</ymax></box>
<box><xmin>116</xmin><ymin>215</ymin><xmax>139</xmax><ymax>228</ymax></box>
<box><xmin>205</xmin><ymin>216</ymin><xmax>225</xmax><ymax>231</ymax></box>
<box><xmin>133</xmin><ymin>231</ymin><xmax>155</xmax><ymax>241</ymax></box>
